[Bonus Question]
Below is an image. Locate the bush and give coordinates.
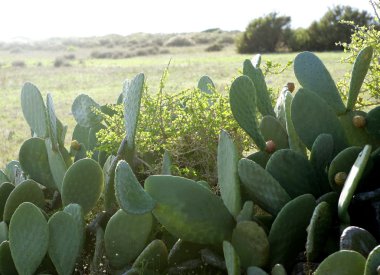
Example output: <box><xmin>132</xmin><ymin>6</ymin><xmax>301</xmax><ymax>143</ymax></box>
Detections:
<box><xmin>236</xmin><ymin>12</ymin><xmax>291</xmax><ymax>53</ymax></box>
<box><xmin>205</xmin><ymin>43</ymin><xmax>224</xmax><ymax>52</ymax></box>
<box><xmin>11</xmin><ymin>60</ymin><xmax>26</xmax><ymax>67</ymax></box>
<box><xmin>285</xmin><ymin>28</ymin><xmax>312</xmax><ymax>52</ymax></box>
<box><xmin>164</xmin><ymin>35</ymin><xmax>195</xmax><ymax>47</ymax></box>
<box><xmin>337</xmin><ymin>2</ymin><xmax>380</xmax><ymax>106</ymax></box>
<box><xmin>96</xmin><ymin>70</ymin><xmax>252</xmax><ymax>185</ymax></box>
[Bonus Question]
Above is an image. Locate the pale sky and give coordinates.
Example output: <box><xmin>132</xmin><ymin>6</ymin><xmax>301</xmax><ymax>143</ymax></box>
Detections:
<box><xmin>0</xmin><ymin>0</ymin><xmax>374</xmax><ymax>41</ymax></box>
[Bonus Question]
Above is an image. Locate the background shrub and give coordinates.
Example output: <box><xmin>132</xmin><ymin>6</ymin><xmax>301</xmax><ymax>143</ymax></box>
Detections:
<box><xmin>164</xmin><ymin>35</ymin><xmax>195</xmax><ymax>47</ymax></box>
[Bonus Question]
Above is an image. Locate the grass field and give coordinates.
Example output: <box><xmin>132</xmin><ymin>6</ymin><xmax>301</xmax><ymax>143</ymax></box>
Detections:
<box><xmin>0</xmin><ymin>41</ymin><xmax>349</xmax><ymax>168</ymax></box>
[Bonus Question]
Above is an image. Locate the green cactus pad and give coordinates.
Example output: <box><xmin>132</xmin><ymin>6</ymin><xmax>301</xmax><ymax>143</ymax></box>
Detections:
<box><xmin>46</xmin><ymin>93</ymin><xmax>59</xmax><ymax>150</ymax></box>
<box><xmin>246</xmin><ymin>151</ymin><xmax>271</xmax><ymax>168</ymax></box>
<box><xmin>340</xmin><ymin>226</ymin><xmax>377</xmax><ymax>257</ymax></box>
<box><xmin>236</xmin><ymin>201</ymin><xmax>254</xmax><ymax>223</ymax></box>
<box><xmin>145</xmin><ymin>175</ymin><xmax>235</xmax><ymax>245</ymax></box>
<box><xmin>238</xmin><ymin>158</ymin><xmax>290</xmax><ymax>216</ymax></box>
<box><xmin>72</xmin><ymin>124</ymin><xmax>90</xmax><ymax>149</ymax></box>
<box><xmin>5</xmin><ymin>160</ymin><xmax>23</xmax><ymax>184</ymax></box>
<box><xmin>294</xmin><ymin>52</ymin><xmax>346</xmax><ymax>114</ymax></box>
<box><xmin>19</xmin><ymin>137</ymin><xmax>56</xmax><ymax>189</ymax></box>
<box><xmin>56</xmin><ymin>117</ymin><xmax>67</xmax><ymax>148</ymax></box>
<box><xmin>243</xmin><ymin>59</ymin><xmax>275</xmax><ymax>117</ymax></box>
<box><xmin>259</xmin><ymin>116</ymin><xmax>289</xmax><ymax>150</ymax></box>
<box><xmin>0</xmin><ymin>241</ymin><xmax>17</xmax><ymax>275</ymax></box>
<box><xmin>232</xmin><ymin>221</ymin><xmax>269</xmax><ymax>268</ymax></box>
<box><xmin>340</xmin><ymin>110</ymin><xmax>378</xmax><ymax>147</ymax></box>
<box><xmin>168</xmin><ymin>239</ymin><xmax>204</xmax><ymax>266</ymax></box>
<box><xmin>0</xmin><ymin>182</ymin><xmax>14</xmax><ymax>221</ymax></box>
<box><xmin>124</xmin><ymin>73</ymin><xmax>145</xmax><ymax>164</ymax></box>
<box><xmin>104</xmin><ymin>210</ymin><xmax>153</xmax><ymax>269</ymax></box>
<box><xmin>45</xmin><ymin>138</ymin><xmax>67</xmax><ymax>191</ymax></box>
<box><xmin>3</xmin><ymin>179</ymin><xmax>45</xmax><ymax>223</ymax></box>
<box><xmin>62</xmin><ymin>158</ymin><xmax>103</xmax><ymax>214</ymax></box>
<box><xmin>91</xmin><ymin>227</ymin><xmax>104</xmax><ymax>273</ymax></box>
<box><xmin>310</xmin><ymin>133</ymin><xmax>334</xmax><ymax>194</ymax></box>
<box><xmin>115</xmin><ymin>160</ymin><xmax>155</xmax><ymax>215</ymax></box>
<box><xmin>338</xmin><ymin>145</ymin><xmax>372</xmax><ymax>224</ymax></box>
<box><xmin>223</xmin><ymin>241</ymin><xmax>240</xmax><ymax>275</ymax></box>
<box><xmin>328</xmin><ymin>146</ymin><xmax>363</xmax><ymax>192</ymax></box>
<box><xmin>217</xmin><ymin>130</ymin><xmax>242</xmax><ymax>217</ymax></box>
<box><xmin>316</xmin><ymin>191</ymin><xmax>339</xmax><ymax>218</ymax></box>
<box><xmin>0</xmin><ymin>221</ymin><xmax>7</xmax><ymax>243</ymax></box>
<box><xmin>198</xmin><ymin>75</ymin><xmax>215</xmax><ymax>94</ymax></box>
<box><xmin>21</xmin><ymin>82</ymin><xmax>48</xmax><ymax>137</ymax></box>
<box><xmin>9</xmin><ymin>202</ymin><xmax>49</xmax><ymax>275</ymax></box>
<box><xmin>306</xmin><ymin>202</ymin><xmax>333</xmax><ymax>262</ymax></box>
<box><xmin>271</xmin><ymin>264</ymin><xmax>287</xmax><ymax>275</ymax></box>
<box><xmin>229</xmin><ymin>75</ymin><xmax>266</xmax><ymax>150</ymax></box>
<box><xmin>274</xmin><ymin>86</ymin><xmax>288</xmax><ymax>129</ymax></box>
<box><xmin>366</xmin><ymin>106</ymin><xmax>380</xmax><ymax>139</ymax></box>
<box><xmin>314</xmin><ymin>250</ymin><xmax>366</xmax><ymax>275</ymax></box>
<box><xmin>74</xmin><ymin>143</ymin><xmax>87</xmax><ymax>162</ymax></box>
<box><xmin>284</xmin><ymin>91</ymin><xmax>307</xmax><ymax>156</ymax></box>
<box><xmin>48</xmin><ymin>211</ymin><xmax>81</xmax><ymax>275</ymax></box>
<box><xmin>71</xmin><ymin>94</ymin><xmax>102</xmax><ymax>128</ymax></box>
<box><xmin>364</xmin><ymin>245</ymin><xmax>380</xmax><ymax>275</ymax></box>
<box><xmin>103</xmin><ymin>155</ymin><xmax>118</xmax><ymax>211</ymax></box>
<box><xmin>347</xmin><ymin>46</ymin><xmax>373</xmax><ymax>111</ymax></box>
<box><xmin>266</xmin><ymin>149</ymin><xmax>320</xmax><ymax>198</ymax></box>
<box><xmin>247</xmin><ymin>266</ymin><xmax>268</xmax><ymax>275</ymax></box>
<box><xmin>63</xmin><ymin>203</ymin><xmax>85</xmax><ymax>252</ymax></box>
<box><xmin>161</xmin><ymin>150</ymin><xmax>172</xmax><ymax>175</ymax></box>
<box><xmin>268</xmin><ymin>194</ymin><xmax>316</xmax><ymax>270</ymax></box>
<box><xmin>291</xmin><ymin>88</ymin><xmax>347</xmax><ymax>153</ymax></box>
<box><xmin>132</xmin><ymin>239</ymin><xmax>168</xmax><ymax>273</ymax></box>
<box><xmin>0</xmin><ymin>170</ymin><xmax>9</xmax><ymax>185</ymax></box>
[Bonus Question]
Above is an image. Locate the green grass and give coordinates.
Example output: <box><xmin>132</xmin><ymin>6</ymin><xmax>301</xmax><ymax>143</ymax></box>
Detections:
<box><xmin>0</xmin><ymin>45</ymin><xmax>348</xmax><ymax>168</ymax></box>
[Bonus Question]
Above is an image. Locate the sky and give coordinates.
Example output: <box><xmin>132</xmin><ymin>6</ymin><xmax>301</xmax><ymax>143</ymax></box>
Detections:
<box><xmin>0</xmin><ymin>0</ymin><xmax>374</xmax><ymax>41</ymax></box>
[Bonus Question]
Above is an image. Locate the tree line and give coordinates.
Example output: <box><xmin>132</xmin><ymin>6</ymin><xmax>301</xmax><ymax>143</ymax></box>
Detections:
<box><xmin>236</xmin><ymin>5</ymin><xmax>376</xmax><ymax>53</ymax></box>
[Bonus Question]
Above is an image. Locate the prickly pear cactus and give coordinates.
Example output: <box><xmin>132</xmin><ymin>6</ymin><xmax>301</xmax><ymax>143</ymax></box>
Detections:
<box><xmin>145</xmin><ymin>175</ymin><xmax>235</xmax><ymax>245</ymax></box>
<box><xmin>132</xmin><ymin>239</ymin><xmax>168</xmax><ymax>273</ymax></box>
<box><xmin>231</xmin><ymin>221</ymin><xmax>269</xmax><ymax>268</ymax></box>
<box><xmin>71</xmin><ymin>94</ymin><xmax>102</xmax><ymax>128</ymax></box>
<box><xmin>238</xmin><ymin>158</ymin><xmax>290</xmax><ymax>216</ymax></box>
<box><xmin>61</xmin><ymin>158</ymin><xmax>103</xmax><ymax>214</ymax></box>
<box><xmin>115</xmin><ymin>160</ymin><xmax>155</xmax><ymax>215</ymax></box>
<box><xmin>223</xmin><ymin>241</ymin><xmax>240</xmax><ymax>275</ymax></box>
<box><xmin>364</xmin><ymin>245</ymin><xmax>380</xmax><ymax>275</ymax></box>
<box><xmin>217</xmin><ymin>130</ymin><xmax>242</xmax><ymax>218</ymax></box>
<box><xmin>48</xmin><ymin>211</ymin><xmax>82</xmax><ymax>275</ymax></box>
<box><xmin>9</xmin><ymin>202</ymin><xmax>49</xmax><ymax>275</ymax></box>
<box><xmin>268</xmin><ymin>194</ymin><xmax>316</xmax><ymax>270</ymax></box>
<box><xmin>104</xmin><ymin>210</ymin><xmax>153</xmax><ymax>269</ymax></box>
<box><xmin>314</xmin><ymin>250</ymin><xmax>366</xmax><ymax>275</ymax></box>
<box><xmin>0</xmin><ymin>241</ymin><xmax>17</xmax><ymax>275</ymax></box>
<box><xmin>198</xmin><ymin>75</ymin><xmax>215</xmax><ymax>94</ymax></box>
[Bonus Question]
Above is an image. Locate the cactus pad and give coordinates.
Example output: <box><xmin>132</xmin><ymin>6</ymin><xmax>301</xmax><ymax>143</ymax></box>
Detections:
<box><xmin>198</xmin><ymin>75</ymin><xmax>215</xmax><ymax>94</ymax></box>
<box><xmin>246</xmin><ymin>151</ymin><xmax>270</xmax><ymax>168</ymax></box>
<box><xmin>62</xmin><ymin>158</ymin><xmax>104</xmax><ymax>214</ymax></box>
<box><xmin>104</xmin><ymin>209</ymin><xmax>153</xmax><ymax>269</ymax></box>
<box><xmin>0</xmin><ymin>241</ymin><xmax>17</xmax><ymax>275</ymax></box>
<box><xmin>347</xmin><ymin>46</ymin><xmax>373</xmax><ymax>111</ymax></box>
<box><xmin>223</xmin><ymin>241</ymin><xmax>240</xmax><ymax>275</ymax></box>
<box><xmin>217</xmin><ymin>130</ymin><xmax>242</xmax><ymax>217</ymax></box>
<box><xmin>132</xmin><ymin>239</ymin><xmax>168</xmax><ymax>273</ymax></box>
<box><xmin>229</xmin><ymin>75</ymin><xmax>266</xmax><ymax>150</ymax></box>
<box><xmin>366</xmin><ymin>106</ymin><xmax>380</xmax><ymax>139</ymax></box>
<box><xmin>19</xmin><ymin>137</ymin><xmax>56</xmax><ymax>189</ymax></box>
<box><xmin>266</xmin><ymin>149</ymin><xmax>320</xmax><ymax>198</ymax></box>
<box><xmin>236</xmin><ymin>201</ymin><xmax>254</xmax><ymax>223</ymax></box>
<box><xmin>71</xmin><ymin>94</ymin><xmax>102</xmax><ymax>128</ymax></box>
<box><xmin>238</xmin><ymin>158</ymin><xmax>290</xmax><ymax>216</ymax></box>
<box><xmin>9</xmin><ymin>202</ymin><xmax>49</xmax><ymax>275</ymax></box>
<box><xmin>364</xmin><ymin>245</ymin><xmax>380</xmax><ymax>275</ymax></box>
<box><xmin>294</xmin><ymin>52</ymin><xmax>345</xmax><ymax>114</ymax></box>
<box><xmin>21</xmin><ymin>82</ymin><xmax>48</xmax><ymax>137</ymax></box>
<box><xmin>145</xmin><ymin>175</ymin><xmax>235</xmax><ymax>245</ymax></box>
<box><xmin>231</xmin><ymin>221</ymin><xmax>269</xmax><ymax>268</ymax></box>
<box><xmin>0</xmin><ymin>182</ymin><xmax>14</xmax><ymax>221</ymax></box>
<box><xmin>314</xmin><ymin>250</ymin><xmax>366</xmax><ymax>275</ymax></box>
<box><xmin>340</xmin><ymin>226</ymin><xmax>377</xmax><ymax>257</ymax></box>
<box><xmin>338</xmin><ymin>145</ymin><xmax>372</xmax><ymax>224</ymax></box>
<box><xmin>306</xmin><ymin>202</ymin><xmax>333</xmax><ymax>262</ymax></box>
<box><xmin>45</xmin><ymin>138</ymin><xmax>67</xmax><ymax>191</ymax></box>
<box><xmin>268</xmin><ymin>194</ymin><xmax>316</xmax><ymax>270</ymax></box>
<box><xmin>115</xmin><ymin>160</ymin><xmax>155</xmax><ymax>214</ymax></box>
<box><xmin>259</xmin><ymin>116</ymin><xmax>289</xmax><ymax>150</ymax></box>
<box><xmin>291</xmin><ymin>88</ymin><xmax>347</xmax><ymax>153</ymax></box>
<box><xmin>3</xmin><ymin>179</ymin><xmax>45</xmax><ymax>223</ymax></box>
<box><xmin>48</xmin><ymin>211</ymin><xmax>82</xmax><ymax>275</ymax></box>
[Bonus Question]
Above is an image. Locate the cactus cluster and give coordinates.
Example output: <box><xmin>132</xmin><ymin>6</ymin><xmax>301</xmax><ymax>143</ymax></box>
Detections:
<box><xmin>0</xmin><ymin>46</ymin><xmax>378</xmax><ymax>274</ymax></box>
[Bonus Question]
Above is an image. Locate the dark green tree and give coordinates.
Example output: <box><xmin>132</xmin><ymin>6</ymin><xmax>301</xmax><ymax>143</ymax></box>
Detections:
<box><xmin>307</xmin><ymin>5</ymin><xmax>374</xmax><ymax>51</ymax></box>
<box><xmin>236</xmin><ymin>13</ymin><xmax>291</xmax><ymax>53</ymax></box>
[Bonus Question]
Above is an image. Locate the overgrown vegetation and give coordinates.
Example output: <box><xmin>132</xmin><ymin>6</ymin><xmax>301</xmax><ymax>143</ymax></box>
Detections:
<box><xmin>338</xmin><ymin>0</ymin><xmax>380</xmax><ymax>107</ymax></box>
